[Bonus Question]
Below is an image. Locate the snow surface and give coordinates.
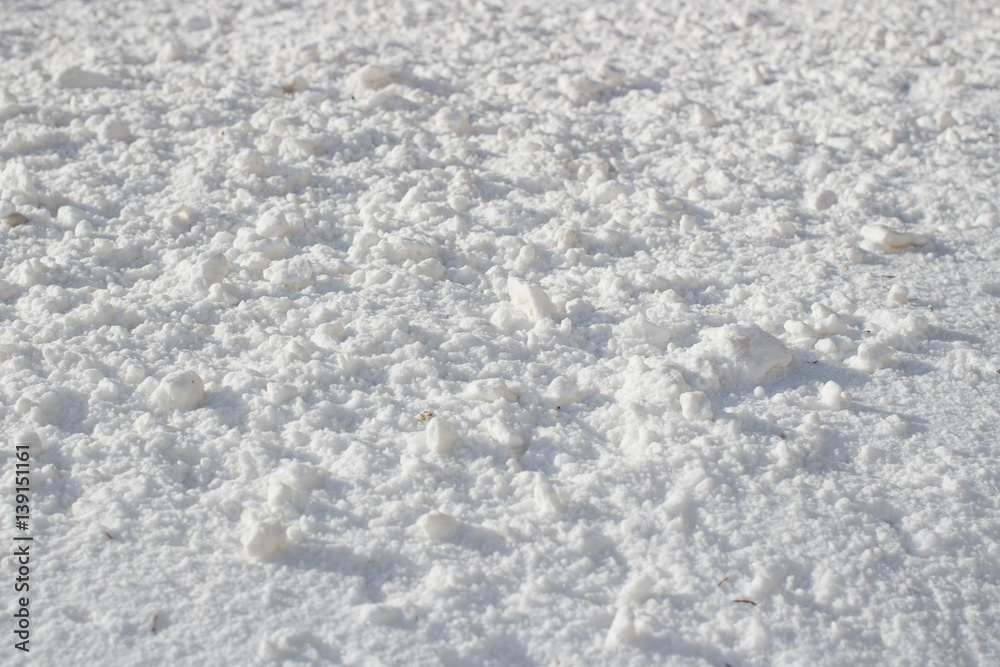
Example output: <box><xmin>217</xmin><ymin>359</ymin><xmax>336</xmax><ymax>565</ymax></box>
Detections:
<box><xmin>2</xmin><ymin>0</ymin><xmax>1000</xmax><ymax>664</ymax></box>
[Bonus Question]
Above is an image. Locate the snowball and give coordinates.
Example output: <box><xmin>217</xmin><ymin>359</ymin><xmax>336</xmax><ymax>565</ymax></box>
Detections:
<box><xmin>241</xmin><ymin>517</ymin><xmax>287</xmax><ymax>559</ymax></box>
<box><xmin>508</xmin><ymin>277</ymin><xmax>554</xmax><ymax>321</ymax></box>
<box><xmin>679</xmin><ymin>391</ymin><xmax>714</xmax><ymax>421</ymax></box>
<box><xmin>195</xmin><ymin>252</ymin><xmax>229</xmax><ymax>286</ymax></box>
<box><xmin>425</xmin><ymin>416</ymin><xmax>458</xmax><ymax>454</ymax></box>
<box><xmin>434</xmin><ymin>106</ymin><xmax>471</xmax><ymax>134</ymax></box>
<box><xmin>419</xmin><ymin>511</ymin><xmax>459</xmax><ymax>540</ymax></box>
<box><xmin>256</xmin><ymin>208</ymin><xmax>291</xmax><ymax>238</ymax></box>
<box><xmin>820</xmin><ymin>381</ymin><xmax>845</xmax><ymax>410</ymax></box>
<box><xmin>812</xmin><ymin>189</ymin><xmax>838</xmax><ymax>211</ymax></box>
<box><xmin>151</xmin><ymin>370</ymin><xmax>205</xmax><ymax>410</ymax></box>
<box><xmin>162</xmin><ymin>207</ymin><xmax>195</xmax><ymax>234</ymax></box>
<box><xmin>888</xmin><ymin>285</ymin><xmax>909</xmax><ymax>305</ymax></box>
<box><xmin>847</xmin><ymin>342</ymin><xmax>893</xmax><ymax>373</ymax></box>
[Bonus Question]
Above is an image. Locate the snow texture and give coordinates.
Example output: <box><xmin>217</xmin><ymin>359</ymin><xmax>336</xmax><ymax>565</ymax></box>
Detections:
<box><xmin>1</xmin><ymin>0</ymin><xmax>1000</xmax><ymax>665</ymax></box>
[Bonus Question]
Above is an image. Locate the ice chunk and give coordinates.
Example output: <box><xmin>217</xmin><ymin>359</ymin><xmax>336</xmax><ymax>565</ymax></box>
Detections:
<box><xmin>508</xmin><ymin>277</ymin><xmax>554</xmax><ymax>321</ymax></box>
<box><xmin>684</xmin><ymin>324</ymin><xmax>791</xmax><ymax>388</ymax></box>
<box><xmin>861</xmin><ymin>224</ymin><xmax>928</xmax><ymax>251</ymax></box>
<box><xmin>256</xmin><ymin>208</ymin><xmax>291</xmax><ymax>238</ymax></box>
<box><xmin>425</xmin><ymin>417</ymin><xmax>458</xmax><ymax>454</ymax></box>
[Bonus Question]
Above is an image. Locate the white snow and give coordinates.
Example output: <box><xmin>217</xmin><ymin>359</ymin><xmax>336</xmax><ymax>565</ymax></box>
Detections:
<box><xmin>149</xmin><ymin>370</ymin><xmax>205</xmax><ymax>411</ymax></box>
<box><xmin>425</xmin><ymin>416</ymin><xmax>458</xmax><ymax>455</ymax></box>
<box><xmin>2</xmin><ymin>0</ymin><xmax>1000</xmax><ymax>665</ymax></box>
